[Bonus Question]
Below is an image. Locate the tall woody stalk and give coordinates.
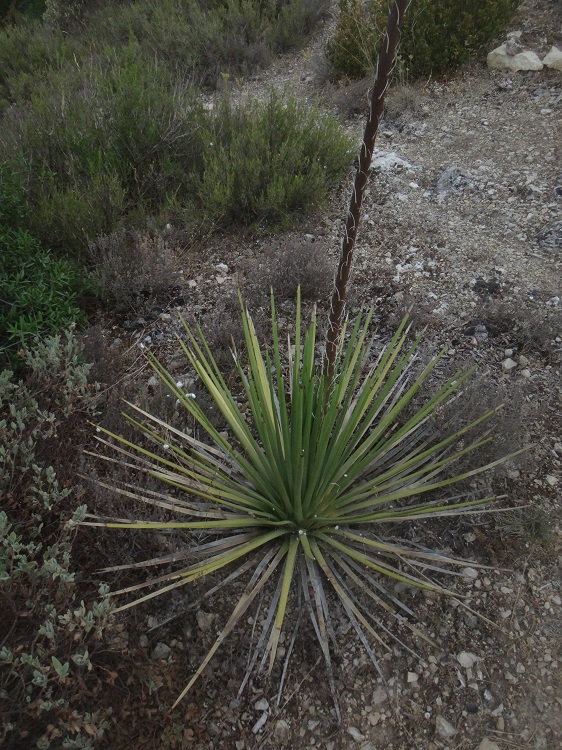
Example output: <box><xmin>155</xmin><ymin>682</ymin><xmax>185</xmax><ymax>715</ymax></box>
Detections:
<box><xmin>324</xmin><ymin>0</ymin><xmax>412</xmax><ymax>381</ymax></box>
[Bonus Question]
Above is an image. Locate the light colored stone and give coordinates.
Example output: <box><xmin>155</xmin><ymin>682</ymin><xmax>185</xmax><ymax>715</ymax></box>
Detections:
<box><xmin>347</xmin><ymin>726</ymin><xmax>365</xmax><ymax>742</ymax></box>
<box><xmin>487</xmin><ymin>44</ymin><xmax>543</xmax><ymax>71</ymax></box>
<box><xmin>457</xmin><ymin>652</ymin><xmax>479</xmax><ymax>669</ymax></box>
<box><xmin>372</xmin><ymin>686</ymin><xmax>388</xmax><ymax>705</ymax></box>
<box><xmin>151</xmin><ymin>642</ymin><xmax>171</xmax><ymax>660</ymax></box>
<box><xmin>478</xmin><ymin>739</ymin><xmax>500</xmax><ymax>750</ymax></box>
<box><xmin>521</xmin><ymin>368</ymin><xmax>531</xmax><ymax>378</ymax></box>
<box><xmin>462</xmin><ymin>567</ymin><xmax>479</xmax><ymax>579</ymax></box>
<box><xmin>252</xmin><ymin>712</ymin><xmax>268</xmax><ymax>734</ymax></box>
<box><xmin>371</xmin><ymin>150</ymin><xmax>413</xmax><ymax>172</ymax></box>
<box><xmin>502</xmin><ymin>357</ymin><xmax>518</xmax><ymax>373</ymax></box>
<box><xmin>435</xmin><ymin>715</ymin><xmax>457</xmax><ymax>738</ymax></box>
<box><xmin>196</xmin><ymin>609</ymin><xmax>216</xmax><ymax>631</ymax></box>
<box><xmin>543</xmin><ymin>46</ymin><xmax>562</xmax><ymax>71</ymax></box>
<box><xmin>407</xmin><ymin>671</ymin><xmax>419</xmax><ymax>683</ymax></box>
<box><xmin>254</xmin><ymin>698</ymin><xmax>269</xmax><ymax>712</ymax></box>
<box><xmin>546</xmin><ymin>475</ymin><xmax>559</xmax><ymax>486</ymax></box>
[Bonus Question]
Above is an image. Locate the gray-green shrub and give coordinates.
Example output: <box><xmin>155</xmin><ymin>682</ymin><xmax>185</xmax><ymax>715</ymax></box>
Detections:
<box><xmin>1</xmin><ymin>47</ymin><xmax>352</xmax><ymax>252</ymax></box>
<box><xmin>194</xmin><ymin>91</ymin><xmax>354</xmax><ymax>230</ymax></box>
<box><xmin>0</xmin><ymin>331</ymin><xmax>112</xmax><ymax>750</ymax></box>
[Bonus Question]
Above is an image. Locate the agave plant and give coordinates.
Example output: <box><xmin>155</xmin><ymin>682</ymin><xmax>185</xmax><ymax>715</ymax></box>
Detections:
<box><xmin>87</xmin><ymin>293</ymin><xmax>510</xmax><ymax>714</ymax></box>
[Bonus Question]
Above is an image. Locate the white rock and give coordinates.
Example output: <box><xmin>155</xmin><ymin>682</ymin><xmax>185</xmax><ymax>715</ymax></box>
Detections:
<box><xmin>254</xmin><ymin>698</ymin><xmax>269</xmax><ymax>712</ymax></box>
<box><xmin>215</xmin><ymin>262</ymin><xmax>229</xmax><ymax>273</ymax></box>
<box><xmin>546</xmin><ymin>475</ymin><xmax>559</xmax><ymax>486</ymax></box>
<box><xmin>252</xmin><ymin>712</ymin><xmax>268</xmax><ymax>734</ymax></box>
<box><xmin>457</xmin><ymin>651</ymin><xmax>479</xmax><ymax>669</ymax></box>
<box><xmin>543</xmin><ymin>46</ymin><xmax>562</xmax><ymax>71</ymax></box>
<box><xmin>407</xmin><ymin>671</ymin><xmax>419</xmax><ymax>683</ymax></box>
<box><xmin>435</xmin><ymin>715</ymin><xmax>457</xmax><ymax>738</ymax></box>
<box><xmin>462</xmin><ymin>567</ymin><xmax>479</xmax><ymax>579</ymax></box>
<box><xmin>520</xmin><ymin>368</ymin><xmax>531</xmax><ymax>378</ymax></box>
<box><xmin>372</xmin><ymin>686</ymin><xmax>388</xmax><ymax>705</ymax></box>
<box><xmin>371</xmin><ymin>150</ymin><xmax>413</xmax><ymax>172</ymax></box>
<box><xmin>487</xmin><ymin>44</ymin><xmax>543</xmax><ymax>71</ymax></box>
<box><xmin>151</xmin><ymin>642</ymin><xmax>171</xmax><ymax>660</ymax></box>
<box><xmin>196</xmin><ymin>609</ymin><xmax>216</xmax><ymax>631</ymax></box>
<box><xmin>478</xmin><ymin>739</ymin><xmax>501</xmax><ymax>750</ymax></box>
<box><xmin>347</xmin><ymin>726</ymin><xmax>365</xmax><ymax>741</ymax></box>
<box><xmin>502</xmin><ymin>358</ymin><xmax>518</xmax><ymax>373</ymax></box>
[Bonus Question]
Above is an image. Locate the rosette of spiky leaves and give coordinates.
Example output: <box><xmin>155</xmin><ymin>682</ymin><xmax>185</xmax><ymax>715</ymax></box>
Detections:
<box><xmin>87</xmin><ymin>293</ymin><xmax>510</xmax><ymax>714</ymax></box>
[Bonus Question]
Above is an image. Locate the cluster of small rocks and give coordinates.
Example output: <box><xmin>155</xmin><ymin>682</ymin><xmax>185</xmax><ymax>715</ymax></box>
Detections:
<box><xmin>488</xmin><ymin>31</ymin><xmax>562</xmax><ymax>72</ymax></box>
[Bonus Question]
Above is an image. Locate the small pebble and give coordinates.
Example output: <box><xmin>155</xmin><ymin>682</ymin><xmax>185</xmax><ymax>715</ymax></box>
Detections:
<box><xmin>435</xmin><ymin>715</ymin><xmax>457</xmax><ymax>738</ymax></box>
<box><xmin>457</xmin><ymin>652</ymin><xmax>478</xmax><ymax>669</ymax></box>
<box><xmin>502</xmin><ymin>357</ymin><xmax>517</xmax><ymax>373</ymax></box>
<box><xmin>347</xmin><ymin>726</ymin><xmax>365</xmax><ymax>741</ymax></box>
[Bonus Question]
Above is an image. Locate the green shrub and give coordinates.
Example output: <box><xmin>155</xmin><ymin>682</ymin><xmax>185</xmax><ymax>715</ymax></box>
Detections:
<box><xmin>0</xmin><ymin>161</ymin><xmax>27</xmax><ymax>225</ymax></box>
<box><xmin>0</xmin><ymin>331</ymin><xmax>112</xmax><ymax>750</ymax></box>
<box><xmin>195</xmin><ymin>91</ymin><xmax>353</xmax><ymax>230</ymax></box>
<box><xmin>0</xmin><ymin>227</ymin><xmax>87</xmax><ymax>363</ymax></box>
<box><xmin>327</xmin><ymin>0</ymin><xmax>521</xmax><ymax>79</ymax></box>
<box><xmin>79</xmin><ymin>0</ymin><xmax>329</xmax><ymax>86</ymax></box>
<box><xmin>0</xmin><ymin>44</ymin><xmax>206</xmax><ymax>253</ymax></box>
<box><xmin>1</xmin><ymin>50</ymin><xmax>351</xmax><ymax>251</ymax></box>
<box><xmin>0</xmin><ymin>17</ymin><xmax>80</xmax><ymax>112</ymax></box>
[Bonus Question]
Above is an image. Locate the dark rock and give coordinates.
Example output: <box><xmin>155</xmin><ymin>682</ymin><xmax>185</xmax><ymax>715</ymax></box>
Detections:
<box><xmin>537</xmin><ymin>220</ymin><xmax>562</xmax><ymax>254</ymax></box>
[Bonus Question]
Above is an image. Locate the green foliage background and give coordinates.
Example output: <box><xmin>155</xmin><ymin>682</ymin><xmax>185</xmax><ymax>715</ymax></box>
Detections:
<box><xmin>0</xmin><ymin>0</ymin><xmax>349</xmax><ymax>364</ymax></box>
<box><xmin>328</xmin><ymin>0</ymin><xmax>522</xmax><ymax>79</ymax></box>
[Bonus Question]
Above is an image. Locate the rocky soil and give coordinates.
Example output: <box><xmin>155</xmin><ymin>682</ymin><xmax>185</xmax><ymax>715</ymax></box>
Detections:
<box><xmin>88</xmin><ymin>2</ymin><xmax>561</xmax><ymax>748</ymax></box>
